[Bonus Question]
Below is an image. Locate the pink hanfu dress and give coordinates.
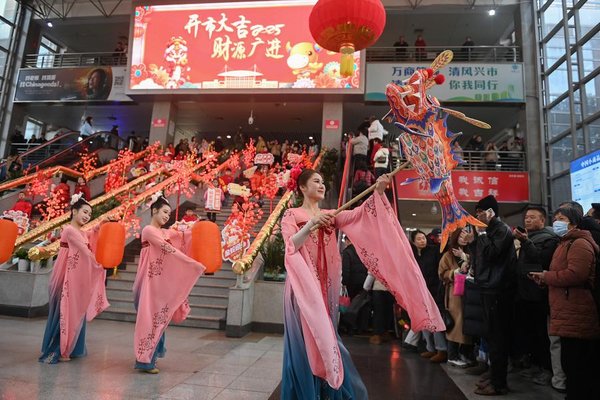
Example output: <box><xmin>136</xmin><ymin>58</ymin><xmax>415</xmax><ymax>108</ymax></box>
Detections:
<box><xmin>133</xmin><ymin>225</ymin><xmax>206</xmax><ymax>370</ymax></box>
<box><xmin>280</xmin><ymin>192</ymin><xmax>444</xmax><ymax>399</ymax></box>
<box><xmin>39</xmin><ymin>224</ymin><xmax>110</xmax><ymax>364</ymax></box>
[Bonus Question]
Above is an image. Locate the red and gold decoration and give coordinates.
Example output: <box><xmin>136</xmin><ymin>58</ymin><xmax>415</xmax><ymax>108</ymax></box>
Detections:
<box><xmin>309</xmin><ymin>0</ymin><xmax>386</xmax><ymax>77</ymax></box>
<box><xmin>191</xmin><ymin>221</ymin><xmax>222</xmax><ymax>274</ymax></box>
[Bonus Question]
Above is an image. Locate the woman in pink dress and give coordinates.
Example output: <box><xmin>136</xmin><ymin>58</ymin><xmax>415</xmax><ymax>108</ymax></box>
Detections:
<box><xmin>39</xmin><ymin>194</ymin><xmax>110</xmax><ymax>364</ymax></box>
<box><xmin>280</xmin><ymin>169</ymin><xmax>444</xmax><ymax>399</ymax></box>
<box><xmin>133</xmin><ymin>193</ymin><xmax>206</xmax><ymax>374</ymax></box>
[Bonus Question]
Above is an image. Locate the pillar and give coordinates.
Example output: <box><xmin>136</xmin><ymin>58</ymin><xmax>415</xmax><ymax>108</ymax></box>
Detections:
<box><xmin>516</xmin><ymin>2</ymin><xmax>545</xmax><ymax>206</ymax></box>
<box><xmin>321</xmin><ymin>101</ymin><xmax>343</xmax><ymax>153</ymax></box>
<box><xmin>149</xmin><ymin>101</ymin><xmax>177</xmax><ymax>146</ymax></box>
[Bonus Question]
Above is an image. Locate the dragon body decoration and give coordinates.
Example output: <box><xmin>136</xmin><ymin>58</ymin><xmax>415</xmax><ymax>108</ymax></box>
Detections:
<box><xmin>385</xmin><ymin>50</ymin><xmax>490</xmax><ymax>250</ymax></box>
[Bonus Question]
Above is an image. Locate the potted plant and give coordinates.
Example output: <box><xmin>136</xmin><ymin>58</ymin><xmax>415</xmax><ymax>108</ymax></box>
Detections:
<box><xmin>260</xmin><ymin>229</ymin><xmax>286</xmax><ymax>281</ymax></box>
<box><xmin>15</xmin><ymin>248</ymin><xmax>30</xmax><ymax>272</ymax></box>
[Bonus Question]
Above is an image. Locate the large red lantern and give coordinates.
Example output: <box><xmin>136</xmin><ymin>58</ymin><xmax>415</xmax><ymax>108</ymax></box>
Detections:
<box><xmin>309</xmin><ymin>0</ymin><xmax>386</xmax><ymax>77</ymax></box>
<box><xmin>0</xmin><ymin>219</ymin><xmax>18</xmax><ymax>264</ymax></box>
<box><xmin>191</xmin><ymin>221</ymin><xmax>222</xmax><ymax>275</ymax></box>
<box><xmin>95</xmin><ymin>222</ymin><xmax>126</xmax><ymax>269</ymax></box>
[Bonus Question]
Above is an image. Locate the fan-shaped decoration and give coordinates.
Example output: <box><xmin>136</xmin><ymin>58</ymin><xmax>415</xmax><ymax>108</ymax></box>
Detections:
<box><xmin>309</xmin><ymin>0</ymin><xmax>386</xmax><ymax>76</ymax></box>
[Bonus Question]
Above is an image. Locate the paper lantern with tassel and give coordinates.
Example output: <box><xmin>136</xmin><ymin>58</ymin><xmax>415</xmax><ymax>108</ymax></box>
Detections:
<box><xmin>309</xmin><ymin>0</ymin><xmax>386</xmax><ymax>77</ymax></box>
<box><xmin>95</xmin><ymin>222</ymin><xmax>126</xmax><ymax>270</ymax></box>
<box><xmin>191</xmin><ymin>221</ymin><xmax>222</xmax><ymax>275</ymax></box>
<box><xmin>0</xmin><ymin>219</ymin><xmax>19</xmax><ymax>264</ymax></box>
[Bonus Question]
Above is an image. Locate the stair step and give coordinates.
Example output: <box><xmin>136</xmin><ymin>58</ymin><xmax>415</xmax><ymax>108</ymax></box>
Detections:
<box><xmin>111</xmin><ymin>270</ymin><xmax>236</xmax><ymax>286</ymax></box>
<box><xmin>106</xmin><ymin>279</ymin><xmax>231</xmax><ymax>296</ymax></box>
<box><xmin>105</xmin><ymin>288</ymin><xmax>229</xmax><ymax>306</ymax></box>
<box><xmin>107</xmin><ymin>297</ymin><xmax>227</xmax><ymax>318</ymax></box>
<box><xmin>97</xmin><ymin>308</ymin><xmax>224</xmax><ymax>330</ymax></box>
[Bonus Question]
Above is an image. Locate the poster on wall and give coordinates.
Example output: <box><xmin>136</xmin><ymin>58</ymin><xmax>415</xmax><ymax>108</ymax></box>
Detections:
<box><xmin>394</xmin><ymin>170</ymin><xmax>530</xmax><ymax>202</ymax></box>
<box><xmin>129</xmin><ymin>0</ymin><xmax>363</xmax><ymax>92</ymax></box>
<box><xmin>366</xmin><ymin>63</ymin><xmax>525</xmax><ymax>102</ymax></box>
<box><xmin>14</xmin><ymin>67</ymin><xmax>132</xmax><ymax>102</ymax></box>
<box><xmin>570</xmin><ymin>149</ymin><xmax>600</xmax><ymax>213</ymax></box>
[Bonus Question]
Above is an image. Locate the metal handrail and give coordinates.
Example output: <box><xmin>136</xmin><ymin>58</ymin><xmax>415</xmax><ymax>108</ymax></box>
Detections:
<box><xmin>232</xmin><ymin>150</ymin><xmax>326</xmax><ymax>278</ymax></box>
<box><xmin>0</xmin><ymin>131</ymin><xmax>80</xmax><ymax>170</ymax></box>
<box><xmin>395</xmin><ymin>149</ymin><xmax>528</xmax><ymax>171</ymax></box>
<box><xmin>366</xmin><ymin>45</ymin><xmax>521</xmax><ymax>63</ymax></box>
<box><xmin>24</xmin><ymin>52</ymin><xmax>128</xmax><ymax>68</ymax></box>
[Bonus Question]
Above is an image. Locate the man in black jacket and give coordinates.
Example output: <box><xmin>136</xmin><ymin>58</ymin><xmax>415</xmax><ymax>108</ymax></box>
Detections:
<box><xmin>463</xmin><ymin>195</ymin><xmax>516</xmax><ymax>395</ymax></box>
<box><xmin>512</xmin><ymin>206</ymin><xmax>559</xmax><ymax>385</ymax></box>
<box><xmin>342</xmin><ymin>237</ymin><xmax>368</xmax><ymax>300</ymax></box>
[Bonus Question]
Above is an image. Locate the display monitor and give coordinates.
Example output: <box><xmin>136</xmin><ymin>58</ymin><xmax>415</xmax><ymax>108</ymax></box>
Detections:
<box><xmin>128</xmin><ymin>1</ymin><xmax>363</xmax><ymax>93</ymax></box>
<box><xmin>570</xmin><ymin>148</ymin><xmax>600</xmax><ymax>214</ymax></box>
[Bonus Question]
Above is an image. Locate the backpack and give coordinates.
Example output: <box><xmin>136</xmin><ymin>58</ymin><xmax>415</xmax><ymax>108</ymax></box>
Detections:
<box><xmin>565</xmin><ymin>239</ymin><xmax>600</xmax><ymax>323</ymax></box>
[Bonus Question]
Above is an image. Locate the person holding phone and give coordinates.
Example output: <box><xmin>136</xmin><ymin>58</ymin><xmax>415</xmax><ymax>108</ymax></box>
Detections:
<box><xmin>512</xmin><ymin>207</ymin><xmax>560</xmax><ymax>388</ymax></box>
<box><xmin>462</xmin><ymin>195</ymin><xmax>517</xmax><ymax>395</ymax></box>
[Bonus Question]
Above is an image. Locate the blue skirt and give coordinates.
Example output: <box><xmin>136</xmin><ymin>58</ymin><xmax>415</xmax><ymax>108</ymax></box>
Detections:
<box><xmin>39</xmin><ymin>294</ymin><xmax>87</xmax><ymax>364</ymax></box>
<box><xmin>133</xmin><ymin>295</ymin><xmax>166</xmax><ymax>370</ymax></box>
<box><xmin>281</xmin><ymin>290</ymin><xmax>368</xmax><ymax>400</ymax></box>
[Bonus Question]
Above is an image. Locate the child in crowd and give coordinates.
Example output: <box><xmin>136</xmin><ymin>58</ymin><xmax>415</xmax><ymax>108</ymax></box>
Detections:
<box><xmin>204</xmin><ymin>179</ymin><xmax>224</xmax><ymax>223</ymax></box>
<box><xmin>181</xmin><ymin>207</ymin><xmax>199</xmax><ymax>224</ymax></box>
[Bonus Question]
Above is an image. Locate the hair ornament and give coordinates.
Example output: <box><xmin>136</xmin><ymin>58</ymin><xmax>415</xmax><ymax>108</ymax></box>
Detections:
<box><xmin>149</xmin><ymin>190</ymin><xmax>168</xmax><ymax>206</ymax></box>
<box><xmin>286</xmin><ymin>165</ymin><xmax>304</xmax><ymax>192</ymax></box>
<box><xmin>70</xmin><ymin>193</ymin><xmax>89</xmax><ymax>206</ymax></box>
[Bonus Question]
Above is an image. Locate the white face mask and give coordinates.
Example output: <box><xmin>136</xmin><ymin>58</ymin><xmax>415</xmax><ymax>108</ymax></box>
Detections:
<box><xmin>552</xmin><ymin>220</ymin><xmax>569</xmax><ymax>237</ymax></box>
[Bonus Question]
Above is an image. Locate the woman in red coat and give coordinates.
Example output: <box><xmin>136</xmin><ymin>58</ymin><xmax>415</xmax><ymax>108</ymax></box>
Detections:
<box><xmin>11</xmin><ymin>192</ymin><xmax>33</xmax><ymax>217</ymax></box>
<box><xmin>54</xmin><ymin>177</ymin><xmax>71</xmax><ymax>212</ymax></box>
<box><xmin>74</xmin><ymin>177</ymin><xmax>91</xmax><ymax>201</ymax></box>
<box><xmin>530</xmin><ymin>207</ymin><xmax>600</xmax><ymax>400</ymax></box>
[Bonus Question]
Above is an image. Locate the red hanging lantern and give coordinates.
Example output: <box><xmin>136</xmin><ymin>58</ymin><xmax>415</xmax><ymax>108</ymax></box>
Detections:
<box><xmin>0</xmin><ymin>219</ymin><xmax>18</xmax><ymax>264</ymax></box>
<box><xmin>191</xmin><ymin>221</ymin><xmax>222</xmax><ymax>275</ymax></box>
<box><xmin>95</xmin><ymin>222</ymin><xmax>126</xmax><ymax>269</ymax></box>
<box><xmin>309</xmin><ymin>0</ymin><xmax>386</xmax><ymax>77</ymax></box>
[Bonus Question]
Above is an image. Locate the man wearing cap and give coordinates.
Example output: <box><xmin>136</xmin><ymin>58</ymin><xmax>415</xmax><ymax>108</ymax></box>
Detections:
<box><xmin>462</xmin><ymin>195</ymin><xmax>517</xmax><ymax>396</ymax></box>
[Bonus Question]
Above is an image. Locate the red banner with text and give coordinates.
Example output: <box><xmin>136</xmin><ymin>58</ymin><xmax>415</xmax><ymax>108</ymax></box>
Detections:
<box><xmin>129</xmin><ymin>1</ymin><xmax>362</xmax><ymax>91</ymax></box>
<box><xmin>394</xmin><ymin>170</ymin><xmax>530</xmax><ymax>202</ymax></box>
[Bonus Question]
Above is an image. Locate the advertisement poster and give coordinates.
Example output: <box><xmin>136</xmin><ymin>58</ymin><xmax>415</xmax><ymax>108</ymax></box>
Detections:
<box><xmin>14</xmin><ymin>67</ymin><xmax>132</xmax><ymax>102</ymax></box>
<box><xmin>366</xmin><ymin>63</ymin><xmax>524</xmax><ymax>102</ymax></box>
<box><xmin>129</xmin><ymin>1</ymin><xmax>362</xmax><ymax>92</ymax></box>
<box><xmin>394</xmin><ymin>170</ymin><xmax>530</xmax><ymax>202</ymax></box>
<box><xmin>221</xmin><ymin>219</ymin><xmax>250</xmax><ymax>262</ymax></box>
<box><xmin>570</xmin><ymin>149</ymin><xmax>600</xmax><ymax>213</ymax></box>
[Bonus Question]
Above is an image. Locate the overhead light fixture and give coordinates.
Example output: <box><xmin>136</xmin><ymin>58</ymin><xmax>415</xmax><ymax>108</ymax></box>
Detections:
<box><xmin>308</xmin><ymin>136</ymin><xmax>314</xmax><ymax>140</ymax></box>
<box><xmin>411</xmin><ymin>213</ymin><xmax>417</xmax><ymax>217</ymax></box>
<box><xmin>488</xmin><ymin>9</ymin><xmax>496</xmax><ymax>16</ymax></box>
<box><xmin>226</xmin><ymin>135</ymin><xmax>232</xmax><ymax>139</ymax></box>
<box><xmin>47</xmin><ymin>21</ymin><xmax>53</xmax><ymax>27</ymax></box>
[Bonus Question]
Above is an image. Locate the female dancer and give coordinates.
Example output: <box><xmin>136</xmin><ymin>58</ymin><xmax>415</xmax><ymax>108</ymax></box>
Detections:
<box><xmin>39</xmin><ymin>194</ymin><xmax>110</xmax><ymax>364</ymax></box>
<box><xmin>133</xmin><ymin>193</ymin><xmax>205</xmax><ymax>374</ymax></box>
<box><xmin>280</xmin><ymin>168</ymin><xmax>444</xmax><ymax>399</ymax></box>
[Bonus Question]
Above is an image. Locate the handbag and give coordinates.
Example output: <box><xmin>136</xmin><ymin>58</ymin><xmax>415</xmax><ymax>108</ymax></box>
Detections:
<box><xmin>453</xmin><ymin>273</ymin><xmax>466</xmax><ymax>296</ymax></box>
<box><xmin>442</xmin><ymin>309</ymin><xmax>455</xmax><ymax>331</ymax></box>
<box><xmin>339</xmin><ymin>286</ymin><xmax>351</xmax><ymax>313</ymax></box>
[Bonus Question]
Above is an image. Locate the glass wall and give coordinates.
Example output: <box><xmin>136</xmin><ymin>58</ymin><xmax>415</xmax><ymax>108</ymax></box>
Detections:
<box><xmin>538</xmin><ymin>0</ymin><xmax>600</xmax><ymax>209</ymax></box>
<box><xmin>0</xmin><ymin>0</ymin><xmax>19</xmax><ymax>95</ymax></box>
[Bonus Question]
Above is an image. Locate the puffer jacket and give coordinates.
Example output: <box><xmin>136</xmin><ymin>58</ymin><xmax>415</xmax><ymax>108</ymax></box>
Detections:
<box><xmin>545</xmin><ymin>229</ymin><xmax>600</xmax><ymax>339</ymax></box>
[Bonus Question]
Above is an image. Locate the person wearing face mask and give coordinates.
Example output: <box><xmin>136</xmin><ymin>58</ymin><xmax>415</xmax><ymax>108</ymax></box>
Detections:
<box><xmin>39</xmin><ymin>194</ymin><xmax>111</xmax><ymax>364</ymax></box>
<box><xmin>133</xmin><ymin>193</ymin><xmax>206</xmax><ymax>374</ymax></box>
<box><xmin>529</xmin><ymin>207</ymin><xmax>600</xmax><ymax>400</ymax></box>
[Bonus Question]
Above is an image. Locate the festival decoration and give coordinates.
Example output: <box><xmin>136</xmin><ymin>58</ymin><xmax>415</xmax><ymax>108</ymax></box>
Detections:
<box><xmin>26</xmin><ymin>167</ymin><xmax>52</xmax><ymax>204</ymax></box>
<box><xmin>191</xmin><ymin>221</ymin><xmax>222</xmax><ymax>274</ymax></box>
<box><xmin>0</xmin><ymin>219</ymin><xmax>19</xmax><ymax>264</ymax></box>
<box><xmin>309</xmin><ymin>0</ymin><xmax>386</xmax><ymax>77</ymax></box>
<box><xmin>385</xmin><ymin>50</ymin><xmax>489</xmax><ymax>249</ymax></box>
<box><xmin>1</xmin><ymin>210</ymin><xmax>29</xmax><ymax>235</ymax></box>
<box><xmin>221</xmin><ymin>199</ymin><xmax>263</xmax><ymax>262</ymax></box>
<box><xmin>242</xmin><ymin>139</ymin><xmax>256</xmax><ymax>168</ymax></box>
<box><xmin>227</xmin><ymin>183</ymin><xmax>251</xmax><ymax>197</ymax></box>
<box><xmin>104</xmin><ymin>149</ymin><xmax>137</xmax><ymax>194</ymax></box>
<box><xmin>95</xmin><ymin>222</ymin><xmax>126</xmax><ymax>270</ymax></box>
<box><xmin>73</xmin><ymin>147</ymin><xmax>98</xmax><ymax>180</ymax></box>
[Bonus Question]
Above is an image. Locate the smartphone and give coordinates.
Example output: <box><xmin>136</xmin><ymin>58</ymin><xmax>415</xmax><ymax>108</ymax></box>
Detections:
<box><xmin>486</xmin><ymin>208</ymin><xmax>496</xmax><ymax>219</ymax></box>
<box><xmin>516</xmin><ymin>226</ymin><xmax>526</xmax><ymax>233</ymax></box>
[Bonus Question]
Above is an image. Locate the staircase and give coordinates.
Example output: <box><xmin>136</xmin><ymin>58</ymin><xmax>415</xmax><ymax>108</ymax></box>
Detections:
<box><xmin>97</xmin><ymin>192</ymin><xmax>282</xmax><ymax>330</ymax></box>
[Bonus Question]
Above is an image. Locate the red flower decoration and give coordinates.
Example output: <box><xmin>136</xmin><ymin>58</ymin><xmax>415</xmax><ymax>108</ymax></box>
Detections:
<box><xmin>287</xmin><ymin>165</ymin><xmax>304</xmax><ymax>192</ymax></box>
<box><xmin>130</xmin><ymin>64</ymin><xmax>148</xmax><ymax>86</ymax></box>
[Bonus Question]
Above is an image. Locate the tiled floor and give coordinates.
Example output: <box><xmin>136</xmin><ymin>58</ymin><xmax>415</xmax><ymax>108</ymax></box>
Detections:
<box><xmin>0</xmin><ymin>317</ymin><xmax>565</xmax><ymax>400</ymax></box>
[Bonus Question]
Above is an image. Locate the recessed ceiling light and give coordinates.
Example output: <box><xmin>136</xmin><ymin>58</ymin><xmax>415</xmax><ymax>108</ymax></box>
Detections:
<box><xmin>47</xmin><ymin>21</ymin><xmax>53</xmax><ymax>27</ymax></box>
<box><xmin>411</xmin><ymin>213</ymin><xmax>417</xmax><ymax>216</ymax></box>
<box><xmin>488</xmin><ymin>9</ymin><xmax>496</xmax><ymax>16</ymax></box>
<box><xmin>309</xmin><ymin>136</ymin><xmax>313</xmax><ymax>140</ymax></box>
<box><xmin>226</xmin><ymin>135</ymin><xmax>232</xmax><ymax>139</ymax></box>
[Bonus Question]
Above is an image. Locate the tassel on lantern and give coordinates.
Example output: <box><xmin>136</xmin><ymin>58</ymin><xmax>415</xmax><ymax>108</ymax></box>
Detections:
<box><xmin>340</xmin><ymin>44</ymin><xmax>355</xmax><ymax>77</ymax></box>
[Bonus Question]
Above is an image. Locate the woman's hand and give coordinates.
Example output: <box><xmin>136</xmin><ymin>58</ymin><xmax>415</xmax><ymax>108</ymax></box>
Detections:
<box><xmin>451</xmin><ymin>247</ymin><xmax>465</xmax><ymax>259</ymax></box>
<box><xmin>375</xmin><ymin>174</ymin><xmax>391</xmax><ymax>194</ymax></box>
<box><xmin>310</xmin><ymin>213</ymin><xmax>334</xmax><ymax>229</ymax></box>
<box><xmin>529</xmin><ymin>272</ymin><xmax>545</xmax><ymax>286</ymax></box>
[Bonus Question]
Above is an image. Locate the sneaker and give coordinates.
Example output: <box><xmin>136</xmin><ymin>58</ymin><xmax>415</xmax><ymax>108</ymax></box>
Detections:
<box><xmin>474</xmin><ymin>384</ymin><xmax>508</xmax><ymax>396</ymax></box>
<box><xmin>448</xmin><ymin>358</ymin><xmax>468</xmax><ymax>368</ymax></box>
<box><xmin>420</xmin><ymin>351</ymin><xmax>436</xmax><ymax>358</ymax></box>
<box><xmin>141</xmin><ymin>368</ymin><xmax>160</xmax><ymax>374</ymax></box>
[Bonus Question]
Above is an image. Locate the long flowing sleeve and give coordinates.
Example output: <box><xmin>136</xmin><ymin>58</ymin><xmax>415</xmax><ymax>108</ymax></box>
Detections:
<box><xmin>281</xmin><ymin>210</ymin><xmax>344</xmax><ymax>389</ymax></box>
<box><xmin>335</xmin><ymin>192</ymin><xmax>445</xmax><ymax>332</ymax></box>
